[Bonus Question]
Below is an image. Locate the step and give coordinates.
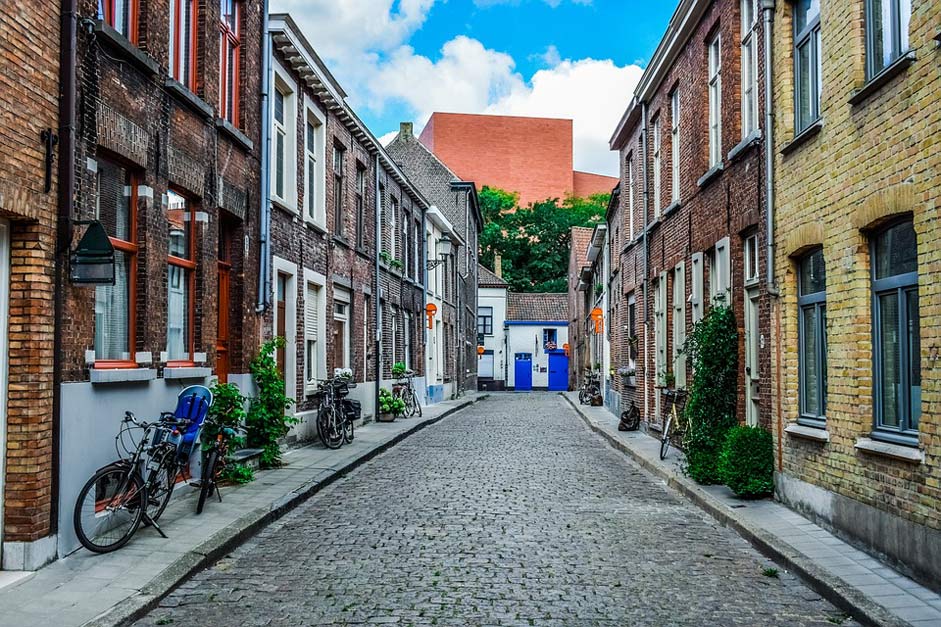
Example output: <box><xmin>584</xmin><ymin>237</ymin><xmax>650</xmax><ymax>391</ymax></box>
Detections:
<box><xmin>228</xmin><ymin>447</ymin><xmax>264</xmax><ymax>470</ymax></box>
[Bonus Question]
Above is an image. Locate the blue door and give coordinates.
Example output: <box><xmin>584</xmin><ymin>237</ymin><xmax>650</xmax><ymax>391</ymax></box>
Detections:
<box><xmin>514</xmin><ymin>353</ymin><xmax>532</xmax><ymax>391</ymax></box>
<box><xmin>548</xmin><ymin>353</ymin><xmax>568</xmax><ymax>391</ymax></box>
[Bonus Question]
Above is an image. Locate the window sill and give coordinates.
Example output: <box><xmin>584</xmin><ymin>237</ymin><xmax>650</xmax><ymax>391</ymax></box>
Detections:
<box><xmin>696</xmin><ymin>163</ymin><xmax>724</xmax><ymax>189</ymax></box>
<box><xmin>727</xmin><ymin>129</ymin><xmax>762</xmax><ymax>162</ymax></box>
<box><xmin>163</xmin><ymin>366</ymin><xmax>212</xmax><ymax>380</ymax></box>
<box><xmin>781</xmin><ymin>119</ymin><xmax>823</xmax><ymax>156</ymax></box>
<box><xmin>785</xmin><ymin>423</ymin><xmax>830</xmax><ymax>443</ymax></box>
<box><xmin>855</xmin><ymin>436</ymin><xmax>924</xmax><ymax>464</ymax></box>
<box><xmin>92</xmin><ymin>21</ymin><xmax>160</xmax><ymax>76</ymax></box>
<box><xmin>305</xmin><ymin>219</ymin><xmax>328</xmax><ymax>234</ymax></box>
<box><xmin>165</xmin><ymin>79</ymin><xmax>213</xmax><ymax>119</ymax></box>
<box><xmin>662</xmin><ymin>200</ymin><xmax>681</xmax><ymax>217</ymax></box>
<box><xmin>215</xmin><ymin>117</ymin><xmax>254</xmax><ymax>152</ymax></box>
<box><xmin>849</xmin><ymin>51</ymin><xmax>916</xmax><ymax>107</ymax></box>
<box><xmin>90</xmin><ymin>368</ymin><xmax>157</xmax><ymax>384</ymax></box>
<box><xmin>332</xmin><ymin>235</ymin><xmax>351</xmax><ymax>249</ymax></box>
<box><xmin>271</xmin><ymin>197</ymin><xmax>298</xmax><ymax>216</ymax></box>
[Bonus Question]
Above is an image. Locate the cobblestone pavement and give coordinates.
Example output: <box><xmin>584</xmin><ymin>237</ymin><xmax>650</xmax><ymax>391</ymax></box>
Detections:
<box><xmin>135</xmin><ymin>393</ymin><xmax>856</xmax><ymax>626</ymax></box>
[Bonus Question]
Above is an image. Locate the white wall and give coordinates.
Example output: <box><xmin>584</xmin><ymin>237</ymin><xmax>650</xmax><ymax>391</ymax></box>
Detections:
<box><xmin>506</xmin><ymin>324</ymin><xmax>569</xmax><ymax>389</ymax></box>
<box><xmin>478</xmin><ymin>286</ymin><xmax>507</xmax><ymax>382</ymax></box>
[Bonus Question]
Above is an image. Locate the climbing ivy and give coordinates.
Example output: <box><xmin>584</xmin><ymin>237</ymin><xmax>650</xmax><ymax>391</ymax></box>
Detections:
<box><xmin>246</xmin><ymin>338</ymin><xmax>297</xmax><ymax>467</ymax></box>
<box><xmin>682</xmin><ymin>303</ymin><xmax>739</xmax><ymax>484</ymax></box>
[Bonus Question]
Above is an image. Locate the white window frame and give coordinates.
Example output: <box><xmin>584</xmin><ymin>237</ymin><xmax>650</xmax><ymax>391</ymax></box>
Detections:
<box><xmin>273</xmin><ymin>256</ymin><xmax>298</xmax><ymax>403</ymax></box>
<box><xmin>670</xmin><ymin>90</ymin><xmax>680</xmax><ymax>204</ymax></box>
<box><xmin>389</xmin><ymin>196</ymin><xmax>399</xmax><ymax>261</ymax></box>
<box><xmin>741</xmin><ymin>0</ymin><xmax>758</xmax><ymax>139</ymax></box>
<box><xmin>627</xmin><ymin>155</ymin><xmax>635</xmax><ymax>240</ymax></box>
<box><xmin>303</xmin><ymin>98</ymin><xmax>326</xmax><ymax>227</ymax></box>
<box><xmin>708</xmin><ymin>34</ymin><xmax>723</xmax><ymax>168</ymax></box>
<box><xmin>673</xmin><ymin>262</ymin><xmax>687</xmax><ymax>389</ymax></box>
<box><xmin>333</xmin><ymin>287</ymin><xmax>351</xmax><ymax>371</ymax></box>
<box><xmin>654</xmin><ymin>272</ymin><xmax>668</xmax><ymax>386</ymax></box>
<box><xmin>690</xmin><ymin>252</ymin><xmax>704</xmax><ymax>323</ymax></box>
<box><xmin>391</xmin><ymin>306</ymin><xmax>399</xmax><ymax>365</ymax></box>
<box><xmin>404</xmin><ymin>312</ymin><xmax>412</xmax><ymax>371</ymax></box>
<box><xmin>303</xmin><ymin>269</ymin><xmax>327</xmax><ymax>395</ymax></box>
<box><xmin>652</xmin><ymin>116</ymin><xmax>662</xmax><ymax>218</ymax></box>
<box><xmin>271</xmin><ymin>62</ymin><xmax>297</xmax><ymax>212</ymax></box>
<box><xmin>744</xmin><ymin>233</ymin><xmax>759</xmax><ymax>285</ymax></box>
<box><xmin>711</xmin><ymin>236</ymin><xmax>731</xmax><ymax>304</ymax></box>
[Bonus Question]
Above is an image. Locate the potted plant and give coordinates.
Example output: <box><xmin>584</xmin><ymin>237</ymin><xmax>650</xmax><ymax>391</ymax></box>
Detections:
<box><xmin>616</xmin><ymin>366</ymin><xmax>636</xmax><ymax>386</ymax></box>
<box><xmin>378</xmin><ymin>388</ymin><xmax>406</xmax><ymax>422</ymax></box>
<box><xmin>391</xmin><ymin>361</ymin><xmax>407</xmax><ymax>379</ymax></box>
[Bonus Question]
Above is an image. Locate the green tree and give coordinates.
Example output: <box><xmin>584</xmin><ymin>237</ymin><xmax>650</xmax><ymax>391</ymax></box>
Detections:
<box><xmin>478</xmin><ymin>186</ymin><xmax>607</xmax><ymax>293</ymax></box>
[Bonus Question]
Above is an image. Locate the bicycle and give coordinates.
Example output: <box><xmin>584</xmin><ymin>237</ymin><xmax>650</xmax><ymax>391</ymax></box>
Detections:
<box><xmin>196</xmin><ymin>422</ymin><xmax>246</xmax><ymax>515</ymax></box>
<box><xmin>315</xmin><ymin>375</ymin><xmax>355</xmax><ymax>449</ymax></box>
<box><xmin>578</xmin><ymin>371</ymin><xmax>601</xmax><ymax>405</ymax></box>
<box><xmin>659</xmin><ymin>389</ymin><xmax>689</xmax><ymax>460</ymax></box>
<box><xmin>393</xmin><ymin>369</ymin><xmax>422</xmax><ymax>418</ymax></box>
<box><xmin>72</xmin><ymin>385</ymin><xmax>212</xmax><ymax>553</ymax></box>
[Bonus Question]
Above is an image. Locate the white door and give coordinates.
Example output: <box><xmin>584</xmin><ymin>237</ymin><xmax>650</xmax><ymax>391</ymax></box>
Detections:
<box><xmin>744</xmin><ymin>287</ymin><xmax>760</xmax><ymax>426</ymax></box>
<box><xmin>654</xmin><ymin>272</ymin><xmax>667</xmax><ymax>422</ymax></box>
<box><xmin>0</xmin><ymin>219</ymin><xmax>10</xmax><ymax>561</ymax></box>
<box><xmin>479</xmin><ymin>352</ymin><xmax>494</xmax><ymax>379</ymax></box>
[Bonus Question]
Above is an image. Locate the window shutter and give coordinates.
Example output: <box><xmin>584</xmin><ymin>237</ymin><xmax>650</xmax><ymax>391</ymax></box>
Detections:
<box><xmin>306</xmin><ymin>283</ymin><xmax>319</xmax><ymax>345</ymax></box>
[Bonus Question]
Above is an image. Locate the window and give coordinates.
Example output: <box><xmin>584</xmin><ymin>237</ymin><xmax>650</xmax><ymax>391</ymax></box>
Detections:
<box><xmin>355</xmin><ymin>165</ymin><xmax>366</xmax><ymax>248</ymax></box>
<box><xmin>413</xmin><ymin>219</ymin><xmax>421</xmax><ymax>281</ymax></box>
<box><xmin>670</xmin><ymin>90</ymin><xmax>680</xmax><ymax>204</ymax></box>
<box><xmin>305</xmin><ymin>282</ymin><xmax>324</xmax><ymax>393</ymax></box>
<box><xmin>94</xmin><ymin>158</ymin><xmax>138</xmax><ymax>365</ymax></box>
<box><xmin>709</xmin><ymin>237</ymin><xmax>731</xmax><ymax>303</ymax></box>
<box><xmin>627</xmin><ymin>155</ymin><xmax>635</xmax><ymax>240</ymax></box>
<box><xmin>652</xmin><ymin>116</ymin><xmax>662</xmax><ymax>217</ymax></box>
<box><xmin>543</xmin><ymin>329</ymin><xmax>558</xmax><ymax>350</ymax></box>
<box><xmin>654</xmin><ymin>273</ymin><xmax>667</xmax><ymax>385</ymax></box>
<box><xmin>389</xmin><ymin>196</ymin><xmax>399</xmax><ymax>260</ymax></box>
<box><xmin>219</xmin><ymin>0</ymin><xmax>241</xmax><ymax>124</ymax></box>
<box><xmin>744</xmin><ymin>234</ymin><xmax>759</xmax><ymax>284</ymax></box>
<box><xmin>865</xmin><ymin>0</ymin><xmax>911</xmax><ymax>78</ymax></box>
<box><xmin>166</xmin><ymin>190</ymin><xmax>196</xmax><ymax>364</ymax></box>
<box><xmin>402</xmin><ymin>204</ymin><xmax>409</xmax><ymax>270</ymax></box>
<box><xmin>98</xmin><ymin>0</ymin><xmax>138</xmax><ymax>43</ymax></box>
<box><xmin>363</xmin><ymin>295</ymin><xmax>371</xmax><ymax>383</ymax></box>
<box><xmin>304</xmin><ymin>107</ymin><xmax>325</xmax><ymax>224</ymax></box>
<box><xmin>871</xmin><ymin>220</ymin><xmax>919</xmax><ymax>442</ymax></box>
<box><xmin>794</xmin><ymin>0</ymin><xmax>821</xmax><ymax>133</ymax></box>
<box><xmin>391</xmin><ymin>307</ymin><xmax>399</xmax><ymax>365</ymax></box>
<box><xmin>332</xmin><ymin>289</ymin><xmax>351</xmax><ymax>370</ymax></box>
<box><xmin>691</xmin><ymin>252</ymin><xmax>704</xmax><ymax>323</ymax></box>
<box><xmin>627</xmin><ymin>293</ymin><xmax>637</xmax><ymax>371</ymax></box>
<box><xmin>478</xmin><ymin>307</ymin><xmax>493</xmax><ymax>336</ymax></box>
<box><xmin>169</xmin><ymin>0</ymin><xmax>196</xmax><ymax>90</ymax></box>
<box><xmin>708</xmin><ymin>34</ymin><xmax>722</xmax><ymax>167</ymax></box>
<box><xmin>404</xmin><ymin>312</ymin><xmax>412</xmax><ymax>371</ymax></box>
<box><xmin>673</xmin><ymin>262</ymin><xmax>687</xmax><ymax>388</ymax></box>
<box><xmin>798</xmin><ymin>248</ymin><xmax>827</xmax><ymax>426</ymax></box>
<box><xmin>333</xmin><ymin>145</ymin><xmax>346</xmax><ymax>236</ymax></box>
<box><xmin>741</xmin><ymin>0</ymin><xmax>758</xmax><ymax>138</ymax></box>
<box><xmin>271</xmin><ymin>72</ymin><xmax>297</xmax><ymax>208</ymax></box>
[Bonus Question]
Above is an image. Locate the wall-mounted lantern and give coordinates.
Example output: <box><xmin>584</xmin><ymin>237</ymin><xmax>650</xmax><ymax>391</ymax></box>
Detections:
<box><xmin>70</xmin><ymin>220</ymin><xmax>115</xmax><ymax>284</ymax></box>
<box><xmin>477</xmin><ymin>345</ymin><xmax>485</xmax><ymax>359</ymax></box>
<box><xmin>426</xmin><ymin>233</ymin><xmax>453</xmax><ymax>270</ymax></box>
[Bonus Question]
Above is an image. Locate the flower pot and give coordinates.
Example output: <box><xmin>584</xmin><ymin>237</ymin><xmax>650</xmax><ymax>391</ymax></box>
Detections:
<box><xmin>377</xmin><ymin>412</ymin><xmax>396</xmax><ymax>423</ymax></box>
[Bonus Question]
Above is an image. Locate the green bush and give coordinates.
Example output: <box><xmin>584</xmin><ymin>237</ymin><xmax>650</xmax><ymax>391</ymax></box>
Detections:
<box><xmin>718</xmin><ymin>426</ymin><xmax>774</xmax><ymax>498</ymax></box>
<box><xmin>391</xmin><ymin>361</ymin><xmax>407</xmax><ymax>378</ymax></box>
<box><xmin>246</xmin><ymin>338</ymin><xmax>297</xmax><ymax>467</ymax></box>
<box><xmin>682</xmin><ymin>304</ymin><xmax>739</xmax><ymax>484</ymax></box>
<box><xmin>379</xmin><ymin>388</ymin><xmax>406</xmax><ymax>416</ymax></box>
<box><xmin>202</xmin><ymin>382</ymin><xmax>247</xmax><ymax>452</ymax></box>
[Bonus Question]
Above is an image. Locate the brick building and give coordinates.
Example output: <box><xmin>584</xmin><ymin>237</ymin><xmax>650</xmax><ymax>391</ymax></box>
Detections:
<box><xmin>51</xmin><ymin>0</ymin><xmax>265</xmax><ymax>559</ymax></box>
<box><xmin>386</xmin><ymin>122</ymin><xmax>483</xmax><ymax>401</ymax></box>
<box><xmin>770</xmin><ymin>0</ymin><xmax>941</xmax><ymax>587</ymax></box>
<box><xmin>608</xmin><ymin>0</ymin><xmax>772</xmax><ymax>430</ymax></box>
<box><xmin>0</xmin><ymin>1</ymin><xmax>60</xmax><ymax>570</ymax></box>
<box><xmin>418</xmin><ymin>112</ymin><xmax>617</xmax><ymax>207</ymax></box>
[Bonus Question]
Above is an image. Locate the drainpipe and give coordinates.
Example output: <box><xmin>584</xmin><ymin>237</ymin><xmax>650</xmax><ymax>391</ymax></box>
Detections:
<box><xmin>421</xmin><ymin>209</ymin><xmax>428</xmax><ymax>401</ymax></box>
<box><xmin>762</xmin><ymin>0</ymin><xmax>777</xmax><ymax>296</ymax></box>
<box><xmin>256</xmin><ymin>3</ymin><xmax>272</xmax><ymax>312</ymax></box>
<box><xmin>374</xmin><ymin>155</ymin><xmax>381</xmax><ymax>419</ymax></box>
<box><xmin>641</xmin><ymin>101</ymin><xmax>651</xmax><ymax>423</ymax></box>
<box><xmin>52</xmin><ymin>0</ymin><xmax>78</xmax><ymax>537</ymax></box>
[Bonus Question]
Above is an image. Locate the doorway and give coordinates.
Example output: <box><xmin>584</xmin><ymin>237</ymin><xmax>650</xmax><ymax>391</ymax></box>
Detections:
<box><xmin>0</xmin><ymin>219</ymin><xmax>10</xmax><ymax>560</ymax></box>
<box><xmin>216</xmin><ymin>221</ymin><xmax>234</xmax><ymax>383</ymax></box>
<box><xmin>744</xmin><ymin>287</ymin><xmax>760</xmax><ymax>426</ymax></box>
<box><xmin>514</xmin><ymin>353</ymin><xmax>532</xmax><ymax>391</ymax></box>
<box><xmin>547</xmin><ymin>352</ymin><xmax>568</xmax><ymax>391</ymax></box>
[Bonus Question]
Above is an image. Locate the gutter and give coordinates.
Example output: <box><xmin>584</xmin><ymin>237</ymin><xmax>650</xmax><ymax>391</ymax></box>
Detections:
<box><xmin>374</xmin><ymin>155</ymin><xmax>382</xmax><ymax>418</ymax></box>
<box><xmin>641</xmin><ymin>101</ymin><xmax>651</xmax><ymax>422</ymax></box>
<box><xmin>256</xmin><ymin>1</ymin><xmax>272</xmax><ymax>312</ymax></box>
<box><xmin>52</xmin><ymin>0</ymin><xmax>78</xmax><ymax>537</ymax></box>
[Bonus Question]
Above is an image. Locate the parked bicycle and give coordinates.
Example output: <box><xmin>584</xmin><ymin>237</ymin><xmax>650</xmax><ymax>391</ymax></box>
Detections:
<box><xmin>393</xmin><ymin>369</ymin><xmax>422</xmax><ymax>418</ymax></box>
<box><xmin>659</xmin><ymin>389</ymin><xmax>688</xmax><ymax>460</ymax></box>
<box><xmin>72</xmin><ymin>385</ymin><xmax>212</xmax><ymax>553</ymax></box>
<box><xmin>196</xmin><ymin>420</ymin><xmax>246</xmax><ymax>515</ymax></box>
<box><xmin>578</xmin><ymin>370</ymin><xmax>601</xmax><ymax>405</ymax></box>
<box><xmin>314</xmin><ymin>375</ymin><xmax>356</xmax><ymax>450</ymax></box>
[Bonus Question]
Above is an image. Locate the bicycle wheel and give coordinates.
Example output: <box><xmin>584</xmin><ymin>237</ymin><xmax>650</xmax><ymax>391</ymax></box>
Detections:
<box><xmin>73</xmin><ymin>466</ymin><xmax>145</xmax><ymax>553</ymax></box>
<box><xmin>659</xmin><ymin>413</ymin><xmax>674</xmax><ymax>460</ymax></box>
<box><xmin>578</xmin><ymin>389</ymin><xmax>588</xmax><ymax>404</ymax></box>
<box><xmin>145</xmin><ymin>451</ymin><xmax>176</xmax><ymax>523</ymax></box>
<box><xmin>343</xmin><ymin>412</ymin><xmax>354</xmax><ymax>444</ymax></box>
<box><xmin>411</xmin><ymin>390</ymin><xmax>422</xmax><ymax>417</ymax></box>
<box><xmin>318</xmin><ymin>405</ymin><xmax>344</xmax><ymax>450</ymax></box>
<box><xmin>196</xmin><ymin>449</ymin><xmax>218</xmax><ymax>515</ymax></box>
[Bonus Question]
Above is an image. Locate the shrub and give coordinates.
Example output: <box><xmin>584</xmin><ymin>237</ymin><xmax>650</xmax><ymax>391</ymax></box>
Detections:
<box><xmin>682</xmin><ymin>304</ymin><xmax>739</xmax><ymax>484</ymax></box>
<box><xmin>718</xmin><ymin>426</ymin><xmax>774</xmax><ymax>498</ymax></box>
<box><xmin>246</xmin><ymin>338</ymin><xmax>297</xmax><ymax>467</ymax></box>
<box><xmin>379</xmin><ymin>388</ymin><xmax>406</xmax><ymax>416</ymax></box>
<box><xmin>391</xmin><ymin>361</ymin><xmax>407</xmax><ymax>378</ymax></box>
<box><xmin>203</xmin><ymin>382</ymin><xmax>247</xmax><ymax>452</ymax></box>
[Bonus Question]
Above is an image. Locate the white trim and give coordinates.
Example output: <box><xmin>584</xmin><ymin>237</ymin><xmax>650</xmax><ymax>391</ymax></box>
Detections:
<box><xmin>273</xmin><ymin>256</ymin><xmax>298</xmax><ymax>403</ymax></box>
<box><xmin>302</xmin><ymin>95</ymin><xmax>327</xmax><ymax>228</ymax></box>
<box><xmin>0</xmin><ymin>219</ymin><xmax>9</xmax><ymax>556</ymax></box>
<box><xmin>672</xmin><ymin>261</ymin><xmax>686</xmax><ymax>388</ymax></box>
<box><xmin>270</xmin><ymin>59</ymin><xmax>298</xmax><ymax>213</ymax></box>
<box><xmin>303</xmin><ymin>268</ymin><xmax>327</xmax><ymax>394</ymax></box>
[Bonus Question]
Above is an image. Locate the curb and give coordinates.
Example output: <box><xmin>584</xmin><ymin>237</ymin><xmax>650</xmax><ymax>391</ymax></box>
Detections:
<box><xmin>84</xmin><ymin>395</ymin><xmax>487</xmax><ymax>627</ymax></box>
<box><xmin>561</xmin><ymin>393</ymin><xmax>907</xmax><ymax>627</ymax></box>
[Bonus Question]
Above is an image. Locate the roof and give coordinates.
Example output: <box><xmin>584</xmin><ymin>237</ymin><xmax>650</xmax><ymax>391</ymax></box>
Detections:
<box><xmin>571</xmin><ymin>226</ymin><xmax>593</xmax><ymax>265</ymax></box>
<box><xmin>507</xmin><ymin>293</ymin><xmax>568</xmax><ymax>322</ymax></box>
<box><xmin>478</xmin><ymin>264</ymin><xmax>508</xmax><ymax>288</ymax></box>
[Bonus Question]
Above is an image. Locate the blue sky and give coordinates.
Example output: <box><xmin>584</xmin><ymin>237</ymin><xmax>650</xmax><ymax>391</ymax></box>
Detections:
<box><xmin>271</xmin><ymin>1</ymin><xmax>676</xmax><ymax>175</ymax></box>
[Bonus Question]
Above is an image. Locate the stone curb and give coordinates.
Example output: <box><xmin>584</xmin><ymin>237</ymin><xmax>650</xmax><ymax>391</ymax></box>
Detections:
<box><xmin>83</xmin><ymin>395</ymin><xmax>487</xmax><ymax>627</ymax></box>
<box><xmin>561</xmin><ymin>393</ymin><xmax>908</xmax><ymax>627</ymax></box>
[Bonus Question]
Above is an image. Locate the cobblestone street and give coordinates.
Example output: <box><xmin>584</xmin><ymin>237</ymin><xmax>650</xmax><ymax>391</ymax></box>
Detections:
<box><xmin>135</xmin><ymin>394</ymin><xmax>854</xmax><ymax>626</ymax></box>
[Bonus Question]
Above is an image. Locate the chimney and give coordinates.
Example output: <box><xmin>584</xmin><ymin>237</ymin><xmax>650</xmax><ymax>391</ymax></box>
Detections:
<box><xmin>400</xmin><ymin>122</ymin><xmax>413</xmax><ymax>138</ymax></box>
<box><xmin>494</xmin><ymin>255</ymin><xmax>503</xmax><ymax>278</ymax></box>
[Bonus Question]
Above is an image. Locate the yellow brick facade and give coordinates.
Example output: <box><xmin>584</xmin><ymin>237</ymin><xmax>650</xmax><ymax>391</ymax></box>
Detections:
<box><xmin>772</xmin><ymin>0</ymin><xmax>941</xmax><ymax>583</ymax></box>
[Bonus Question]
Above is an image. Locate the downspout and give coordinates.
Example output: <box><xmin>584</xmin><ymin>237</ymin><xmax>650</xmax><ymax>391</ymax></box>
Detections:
<box><xmin>374</xmin><ymin>155</ymin><xmax>381</xmax><ymax>419</ymax></box>
<box><xmin>762</xmin><ymin>0</ymin><xmax>777</xmax><ymax>295</ymax></box>
<box><xmin>641</xmin><ymin>101</ymin><xmax>651</xmax><ymax>423</ymax></box>
<box><xmin>256</xmin><ymin>3</ymin><xmax>272</xmax><ymax>312</ymax></box>
<box><xmin>421</xmin><ymin>208</ymin><xmax>428</xmax><ymax>401</ymax></box>
<box><xmin>52</xmin><ymin>0</ymin><xmax>78</xmax><ymax>536</ymax></box>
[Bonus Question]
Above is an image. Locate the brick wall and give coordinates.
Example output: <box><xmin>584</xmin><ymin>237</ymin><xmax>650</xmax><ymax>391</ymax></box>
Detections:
<box><xmin>0</xmin><ymin>1</ymin><xmax>59</xmax><ymax>542</ymax></box>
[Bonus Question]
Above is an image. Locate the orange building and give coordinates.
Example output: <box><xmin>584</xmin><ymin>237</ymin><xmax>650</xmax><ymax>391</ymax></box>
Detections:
<box><xmin>418</xmin><ymin>113</ymin><xmax>616</xmax><ymax>207</ymax></box>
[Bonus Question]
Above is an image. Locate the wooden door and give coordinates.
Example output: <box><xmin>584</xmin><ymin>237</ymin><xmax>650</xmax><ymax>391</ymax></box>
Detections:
<box><xmin>216</xmin><ymin>224</ymin><xmax>232</xmax><ymax>382</ymax></box>
<box><xmin>277</xmin><ymin>273</ymin><xmax>287</xmax><ymax>375</ymax></box>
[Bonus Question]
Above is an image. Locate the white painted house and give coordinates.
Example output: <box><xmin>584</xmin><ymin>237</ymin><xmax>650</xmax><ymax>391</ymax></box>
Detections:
<box><xmin>477</xmin><ymin>264</ymin><xmax>508</xmax><ymax>391</ymax></box>
<box><xmin>505</xmin><ymin>293</ymin><xmax>569</xmax><ymax>391</ymax></box>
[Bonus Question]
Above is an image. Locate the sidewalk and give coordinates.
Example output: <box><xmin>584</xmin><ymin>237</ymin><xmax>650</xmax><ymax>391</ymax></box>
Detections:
<box><xmin>0</xmin><ymin>393</ymin><xmax>484</xmax><ymax>627</ymax></box>
<box><xmin>563</xmin><ymin>392</ymin><xmax>941</xmax><ymax>627</ymax></box>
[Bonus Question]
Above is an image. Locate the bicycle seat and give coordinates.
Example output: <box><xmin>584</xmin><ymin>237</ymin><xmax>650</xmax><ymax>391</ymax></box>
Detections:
<box><xmin>172</xmin><ymin>385</ymin><xmax>213</xmax><ymax>462</ymax></box>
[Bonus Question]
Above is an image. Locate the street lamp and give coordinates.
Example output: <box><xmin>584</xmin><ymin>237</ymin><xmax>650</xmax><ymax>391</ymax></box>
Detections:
<box><xmin>426</xmin><ymin>232</ymin><xmax>453</xmax><ymax>270</ymax></box>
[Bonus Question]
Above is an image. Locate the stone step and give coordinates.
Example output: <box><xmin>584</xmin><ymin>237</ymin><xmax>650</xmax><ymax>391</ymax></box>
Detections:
<box><xmin>228</xmin><ymin>447</ymin><xmax>264</xmax><ymax>470</ymax></box>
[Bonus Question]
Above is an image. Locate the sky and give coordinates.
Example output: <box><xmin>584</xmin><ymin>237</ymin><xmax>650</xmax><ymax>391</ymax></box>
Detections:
<box><xmin>269</xmin><ymin>1</ymin><xmax>676</xmax><ymax>177</ymax></box>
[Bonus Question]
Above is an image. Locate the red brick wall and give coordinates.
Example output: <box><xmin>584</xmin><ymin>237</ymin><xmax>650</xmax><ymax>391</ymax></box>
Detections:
<box><xmin>573</xmin><ymin>171</ymin><xmax>618</xmax><ymax>198</ymax></box>
<box><xmin>0</xmin><ymin>1</ymin><xmax>59</xmax><ymax>542</ymax></box>
<box><xmin>418</xmin><ymin>113</ymin><xmax>574</xmax><ymax>207</ymax></box>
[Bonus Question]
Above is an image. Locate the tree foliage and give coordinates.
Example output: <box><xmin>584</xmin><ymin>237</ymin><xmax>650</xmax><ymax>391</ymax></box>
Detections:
<box><xmin>478</xmin><ymin>186</ymin><xmax>608</xmax><ymax>293</ymax></box>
